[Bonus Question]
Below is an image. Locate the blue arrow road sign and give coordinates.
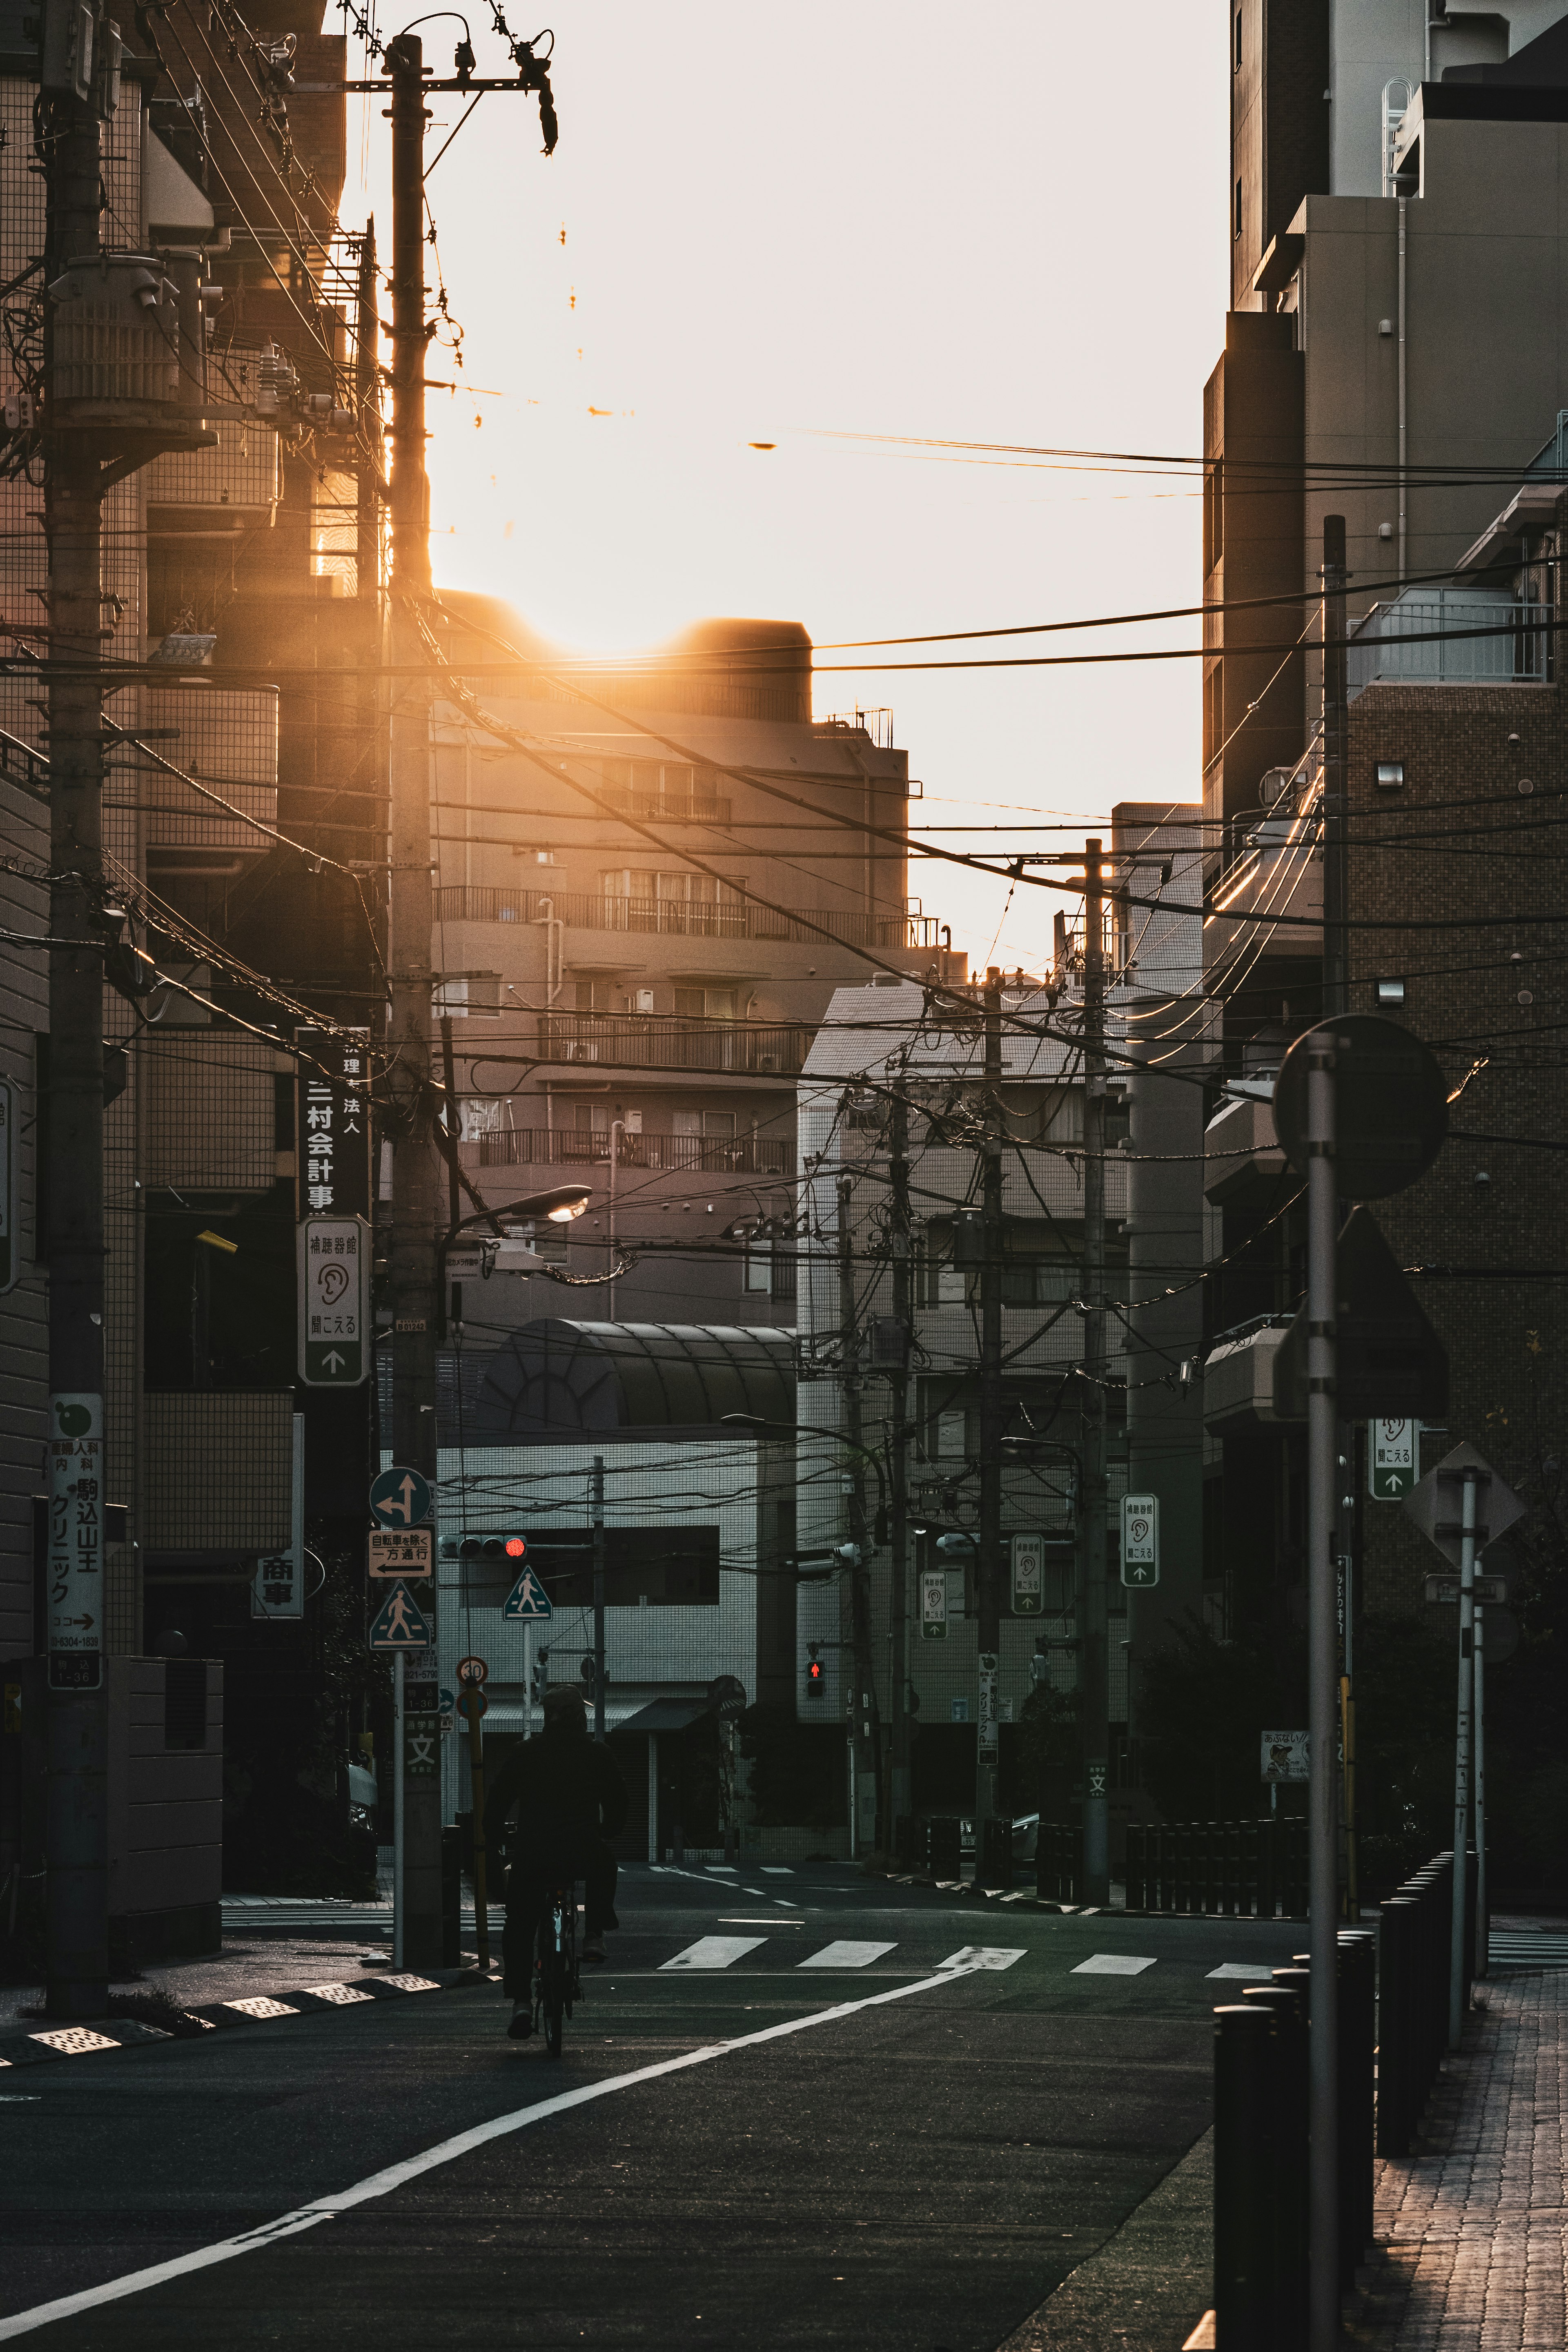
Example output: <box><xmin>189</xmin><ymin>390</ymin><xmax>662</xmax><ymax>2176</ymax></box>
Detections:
<box><xmin>502</xmin><ymin>1566</ymin><xmax>554</xmax><ymax>1621</ymax></box>
<box><xmin>368</xmin><ymin>1581</ymin><xmax>433</xmax><ymax>1649</ymax></box>
<box><xmin>370</xmin><ymin>1465</ymin><xmax>433</xmax><ymax>1528</ymax></box>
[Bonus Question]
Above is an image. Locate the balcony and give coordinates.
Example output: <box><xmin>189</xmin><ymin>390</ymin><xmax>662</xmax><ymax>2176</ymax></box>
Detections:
<box><xmin>536</xmin><ymin>1012</ymin><xmax>811</xmax><ymax>1075</ymax></box>
<box><xmin>1205</xmin><ymin>771</ymin><xmax>1322</xmax><ymax>972</ymax></box>
<box><xmin>600</xmin><ymin>788</ymin><xmax>733</xmax><ymax>826</ymax></box>
<box><xmin>1349</xmin><ymin>592</ymin><xmax>1552</xmax><ymax>694</ymax></box>
<box><xmin>1204</xmin><ymin>1094</ymin><xmax>1290</xmax><ymax>1205</ymax></box>
<box><xmin>477</xmin><ymin>1128</ymin><xmax>793</xmax><ymax>1175</ymax></box>
<box><xmin>122</xmin><ymin>684</ymin><xmax>279</xmax><ymax>877</ymax></box>
<box><xmin>434</xmin><ymin>884</ymin><xmax>940</xmax><ymax>951</ymax></box>
<box><xmin>1202</xmin><ymin>1319</ymin><xmax>1290</xmax><ymax>1429</ymax></box>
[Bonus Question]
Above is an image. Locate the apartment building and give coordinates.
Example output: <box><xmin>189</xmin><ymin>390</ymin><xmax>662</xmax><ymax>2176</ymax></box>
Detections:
<box><xmin>432</xmin><ymin>595</ymin><xmax>962</xmax><ymax>1336</ymax></box>
<box><xmin>0</xmin><ymin>5</ymin><xmax>375</xmax><ymax>1939</ymax></box>
<box><xmin>1208</xmin><ymin>3</ymin><xmax>1568</xmax><ymax>837</ymax></box>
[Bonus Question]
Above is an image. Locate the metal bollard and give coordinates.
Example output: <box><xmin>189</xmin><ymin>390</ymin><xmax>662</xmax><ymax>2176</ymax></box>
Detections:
<box><xmin>1376</xmin><ymin>1897</ymin><xmax>1415</xmax><ymax>2156</ymax></box>
<box><xmin>1337</xmin><ymin>1930</ymin><xmax>1377</xmax><ymax>2277</ymax></box>
<box><xmin>1214</xmin><ymin>2005</ymin><xmax>1280</xmax><ymax>2349</ymax></box>
<box><xmin>1243</xmin><ymin>1982</ymin><xmax>1309</xmax><ymax>2351</ymax></box>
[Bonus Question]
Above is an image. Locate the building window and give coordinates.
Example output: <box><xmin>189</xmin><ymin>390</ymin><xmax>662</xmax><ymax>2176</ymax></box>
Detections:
<box><xmin>1375</xmin><ymin>761</ymin><xmax>1405</xmax><ymax>790</ymax></box>
<box><xmin>1235</xmin><ymin>177</ymin><xmax>1243</xmax><ymax>240</ymax></box>
<box><xmin>743</xmin><ymin>1242</ymin><xmax>772</xmax><ymax>1293</ymax></box>
<box><xmin>458</xmin><ymin>1098</ymin><xmax>502</xmax><ymax>1140</ymax></box>
<box><xmin>674</xmin><ymin>986</ymin><xmax>738</xmax><ymax>1020</ymax></box>
<box><xmin>1376</xmin><ymin>978</ymin><xmax>1407</xmax><ymax>1006</ymax></box>
<box><xmin>1235</xmin><ymin>8</ymin><xmax>1242</xmax><ymax>69</ymax></box>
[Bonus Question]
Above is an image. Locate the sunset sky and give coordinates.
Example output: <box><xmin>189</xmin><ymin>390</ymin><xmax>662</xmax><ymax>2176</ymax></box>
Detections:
<box><xmin>354</xmin><ymin>2</ymin><xmax>1229</xmax><ymax>969</ymax></box>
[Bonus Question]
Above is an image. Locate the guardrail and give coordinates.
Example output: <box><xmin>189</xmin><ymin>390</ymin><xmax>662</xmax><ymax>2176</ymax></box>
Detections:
<box><xmin>434</xmin><ymin>882</ymin><xmax>940</xmax><ymax>949</ymax></box>
<box><xmin>537</xmin><ymin>1014</ymin><xmax>811</xmax><ymax>1075</ymax></box>
<box><xmin>1376</xmin><ymin>1849</ymin><xmax>1469</xmax><ymax>2158</ymax></box>
<box><xmin>476</xmin><ymin>1128</ymin><xmax>793</xmax><ymax>1175</ymax></box>
<box><xmin>1126</xmin><ymin>1818</ymin><xmax>1308</xmax><ymax>1918</ymax></box>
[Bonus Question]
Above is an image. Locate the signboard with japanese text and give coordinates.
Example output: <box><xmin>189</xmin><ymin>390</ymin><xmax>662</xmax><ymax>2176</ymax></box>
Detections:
<box><xmin>1011</xmin><ymin>1532</ymin><xmax>1044</xmax><ymax>1616</ymax></box>
<box><xmin>297</xmin><ymin>1215</ymin><xmax>370</xmax><ymax>1385</ymax></box>
<box><xmin>1120</xmin><ymin>1495</ymin><xmax>1160</xmax><ymax>1587</ymax></box>
<box><xmin>403</xmin><ymin>1712</ymin><xmax>441</xmax><ymax>1780</ymax></box>
<box><xmin>368</xmin><ymin>1528</ymin><xmax>434</xmax><ymax>1580</ymax></box>
<box><xmin>47</xmin><ymin>1392</ymin><xmax>103</xmax><ymax>1689</ymax></box>
<box><xmin>920</xmin><ymin>1567</ymin><xmax>947</xmax><ymax>1641</ymax></box>
<box><xmin>252</xmin><ymin>1549</ymin><xmax>303</xmax><ymax>1619</ymax></box>
<box><xmin>295</xmin><ymin>1026</ymin><xmax>372</xmax><ymax>1221</ymax></box>
<box><xmin>1370</xmin><ymin>1419</ymin><xmax>1417</xmax><ymax>1501</ymax></box>
<box><xmin>1261</xmin><ymin>1729</ymin><xmax>1310</xmax><ymax>1783</ymax></box>
<box><xmin>978</xmin><ymin>1652</ymin><xmax>999</xmax><ymax>1755</ymax></box>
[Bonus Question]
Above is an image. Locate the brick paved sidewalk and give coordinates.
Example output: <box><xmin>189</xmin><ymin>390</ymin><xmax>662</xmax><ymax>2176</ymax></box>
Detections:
<box><xmin>1349</xmin><ymin>1971</ymin><xmax>1568</xmax><ymax>2348</ymax></box>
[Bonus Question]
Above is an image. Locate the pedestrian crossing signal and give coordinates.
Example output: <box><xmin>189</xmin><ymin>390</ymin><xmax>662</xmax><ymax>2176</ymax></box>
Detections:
<box><xmin>805</xmin><ymin>1646</ymin><xmax>825</xmax><ymax>1697</ymax></box>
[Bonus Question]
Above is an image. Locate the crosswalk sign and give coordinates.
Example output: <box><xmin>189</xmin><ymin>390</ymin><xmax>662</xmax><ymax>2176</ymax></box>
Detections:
<box><xmin>502</xmin><ymin>1565</ymin><xmax>553</xmax><ymax>1621</ymax></box>
<box><xmin>368</xmin><ymin>1580</ymin><xmax>432</xmax><ymax>1649</ymax></box>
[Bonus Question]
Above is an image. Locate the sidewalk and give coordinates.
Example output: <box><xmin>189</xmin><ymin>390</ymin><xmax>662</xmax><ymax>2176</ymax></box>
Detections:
<box><xmin>1349</xmin><ymin>1965</ymin><xmax>1568</xmax><ymax>2348</ymax></box>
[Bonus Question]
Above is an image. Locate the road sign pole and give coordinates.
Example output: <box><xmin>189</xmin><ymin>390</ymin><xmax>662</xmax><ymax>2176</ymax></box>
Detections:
<box><xmin>592</xmin><ymin>1454</ymin><xmax>607</xmax><ymax>1744</ymax></box>
<box><xmin>393</xmin><ymin>1649</ymin><xmax>405</xmax><ymax>1971</ymax></box>
<box><xmin>467</xmin><ymin>1703</ymin><xmax>490</xmax><ymax>1971</ymax></box>
<box><xmin>1474</xmin><ymin>1598</ymin><xmax>1488</xmax><ymax>1980</ymax></box>
<box><xmin>1305</xmin><ymin>1034</ymin><xmax>1340</xmax><ymax>2352</ymax></box>
<box><xmin>1450</xmin><ymin>1468</ymin><xmax>1478</xmax><ymax>2045</ymax></box>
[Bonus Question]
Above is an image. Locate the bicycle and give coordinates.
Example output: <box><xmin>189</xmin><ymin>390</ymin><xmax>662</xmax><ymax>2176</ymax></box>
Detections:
<box><xmin>533</xmin><ymin>1878</ymin><xmax>579</xmax><ymax>2057</ymax></box>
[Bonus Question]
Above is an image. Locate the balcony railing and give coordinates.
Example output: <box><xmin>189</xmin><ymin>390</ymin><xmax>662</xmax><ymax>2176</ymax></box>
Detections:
<box><xmin>600</xmin><ymin>788</ymin><xmax>733</xmax><ymax>825</ymax></box>
<box><xmin>1349</xmin><ymin>593</ymin><xmax>1552</xmax><ymax>692</ymax></box>
<box><xmin>434</xmin><ymin>884</ymin><xmax>939</xmax><ymax>949</ymax></box>
<box><xmin>476</xmin><ymin>1127</ymin><xmax>793</xmax><ymax>1174</ymax></box>
<box><xmin>536</xmin><ymin>1012</ymin><xmax>811</xmax><ymax>1074</ymax></box>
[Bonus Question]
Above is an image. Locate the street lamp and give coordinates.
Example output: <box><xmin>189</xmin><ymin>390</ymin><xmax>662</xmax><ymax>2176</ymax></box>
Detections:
<box><xmin>440</xmin><ymin>1185</ymin><xmax>592</xmax><ymax>1330</ymax></box>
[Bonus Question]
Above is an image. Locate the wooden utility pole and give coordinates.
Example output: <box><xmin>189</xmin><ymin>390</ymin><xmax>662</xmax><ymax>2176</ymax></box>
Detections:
<box><xmin>1078</xmin><ymin>844</ymin><xmax>1110</xmax><ymax>1905</ymax></box>
<box><xmin>886</xmin><ymin>1076</ymin><xmax>913</xmax><ymax>1834</ymax></box>
<box><xmin>383</xmin><ymin>31</ymin><xmax>443</xmax><ymax>1969</ymax></box>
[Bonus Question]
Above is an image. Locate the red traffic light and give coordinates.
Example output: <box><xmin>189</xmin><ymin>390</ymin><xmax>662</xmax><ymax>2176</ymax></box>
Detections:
<box><xmin>504</xmin><ymin>1536</ymin><xmax>526</xmax><ymax>1557</ymax></box>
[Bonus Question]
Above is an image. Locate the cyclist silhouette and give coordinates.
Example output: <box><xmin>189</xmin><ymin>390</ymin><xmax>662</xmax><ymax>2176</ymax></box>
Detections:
<box><xmin>484</xmin><ymin>1685</ymin><xmax>627</xmax><ymax>2038</ymax></box>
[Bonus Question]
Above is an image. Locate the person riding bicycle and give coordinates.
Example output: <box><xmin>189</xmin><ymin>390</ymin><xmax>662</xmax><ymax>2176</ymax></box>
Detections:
<box><xmin>483</xmin><ymin>1684</ymin><xmax>627</xmax><ymax>2039</ymax></box>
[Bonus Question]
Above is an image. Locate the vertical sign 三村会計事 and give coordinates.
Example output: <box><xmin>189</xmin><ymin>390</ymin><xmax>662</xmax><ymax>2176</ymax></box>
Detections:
<box><xmin>1011</xmin><ymin>1532</ymin><xmax>1044</xmax><ymax>1616</ymax></box>
<box><xmin>1120</xmin><ymin>1495</ymin><xmax>1160</xmax><ymax>1587</ymax></box>
<box><xmin>48</xmin><ymin>1393</ymin><xmax>103</xmax><ymax>1689</ymax></box>
<box><xmin>1370</xmin><ymin>1419</ymin><xmax>1417</xmax><ymax>1501</ymax></box>
<box><xmin>920</xmin><ymin>1566</ymin><xmax>947</xmax><ymax>1641</ymax></box>
<box><xmin>297</xmin><ymin>1216</ymin><xmax>371</xmax><ymax>1386</ymax></box>
<box><xmin>294</xmin><ymin>1027</ymin><xmax>372</xmax><ymax>1221</ymax></box>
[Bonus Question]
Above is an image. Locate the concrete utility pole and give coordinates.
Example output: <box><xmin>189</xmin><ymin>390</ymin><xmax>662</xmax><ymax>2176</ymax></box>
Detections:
<box><xmin>44</xmin><ymin>76</ymin><xmax>111</xmax><ymax>2022</ymax></box>
<box><xmin>591</xmin><ymin>1454</ymin><xmax>607</xmax><ymax>1743</ymax></box>
<box><xmin>976</xmin><ymin>971</ymin><xmax>1004</xmax><ymax>1824</ymax></box>
<box><xmin>1304</xmin><ymin>1032</ymin><xmax>1341</xmax><ymax>2351</ymax></box>
<box><xmin>886</xmin><ymin>1076</ymin><xmax>913</xmax><ymax>1832</ymax></box>
<box><xmin>836</xmin><ymin>1168</ymin><xmax>879</xmax><ymax>1851</ymax></box>
<box><xmin>1321</xmin><ymin>513</ymin><xmax>1350</xmax><ymax>1020</ymax></box>
<box><xmin>383</xmin><ymin>31</ymin><xmax>442</xmax><ymax>1969</ymax></box>
<box><xmin>1078</xmin><ymin>844</ymin><xmax>1110</xmax><ymax>1907</ymax></box>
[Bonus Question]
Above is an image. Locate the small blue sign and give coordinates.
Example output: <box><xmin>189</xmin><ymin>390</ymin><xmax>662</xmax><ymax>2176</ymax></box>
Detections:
<box><xmin>502</xmin><ymin>1566</ymin><xmax>553</xmax><ymax>1621</ymax></box>
<box><xmin>368</xmin><ymin>1581</ymin><xmax>433</xmax><ymax>1649</ymax></box>
<box><xmin>370</xmin><ymin>1464</ymin><xmax>433</xmax><ymax>1529</ymax></box>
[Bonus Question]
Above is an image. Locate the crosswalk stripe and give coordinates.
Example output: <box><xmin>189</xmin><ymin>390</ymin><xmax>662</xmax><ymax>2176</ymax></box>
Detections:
<box><xmin>660</xmin><ymin>1936</ymin><xmax>766</xmax><ymax>1971</ymax></box>
<box><xmin>1073</xmin><ymin>1953</ymin><xmax>1157</xmax><ymax>1976</ymax></box>
<box><xmin>939</xmin><ymin>1946</ymin><xmax>1026</xmax><ymax>1971</ymax></box>
<box><xmin>759</xmin><ymin>1866</ymin><xmax>794</xmax><ymax>1875</ymax></box>
<box><xmin>797</xmin><ymin>1941</ymin><xmax>896</xmax><ymax>1969</ymax></box>
<box><xmin>1207</xmin><ymin>1963</ymin><xmax>1279</xmax><ymax>1981</ymax></box>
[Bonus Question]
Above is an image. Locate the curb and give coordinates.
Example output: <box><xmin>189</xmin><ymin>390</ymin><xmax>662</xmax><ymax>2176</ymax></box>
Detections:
<box><xmin>0</xmin><ymin>1964</ymin><xmax>499</xmax><ymax>2071</ymax></box>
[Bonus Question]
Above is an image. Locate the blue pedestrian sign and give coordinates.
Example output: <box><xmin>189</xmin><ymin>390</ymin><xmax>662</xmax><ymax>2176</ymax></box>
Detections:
<box><xmin>368</xmin><ymin>1581</ymin><xmax>433</xmax><ymax>1649</ymax></box>
<box><xmin>370</xmin><ymin>1465</ymin><xmax>433</xmax><ymax>1528</ymax></box>
<box><xmin>502</xmin><ymin>1565</ymin><xmax>553</xmax><ymax>1621</ymax></box>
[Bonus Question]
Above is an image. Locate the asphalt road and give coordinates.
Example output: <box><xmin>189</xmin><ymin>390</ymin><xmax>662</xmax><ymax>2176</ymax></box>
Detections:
<box><xmin>0</xmin><ymin>1865</ymin><xmax>1302</xmax><ymax>2351</ymax></box>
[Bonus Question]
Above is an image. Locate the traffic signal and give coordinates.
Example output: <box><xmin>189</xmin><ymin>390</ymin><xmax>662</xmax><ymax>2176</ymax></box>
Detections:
<box><xmin>454</xmin><ymin>1531</ymin><xmax>527</xmax><ymax>1561</ymax></box>
<box><xmin>530</xmin><ymin>1645</ymin><xmax>550</xmax><ymax>1703</ymax></box>
<box><xmin>804</xmin><ymin>1644</ymin><xmax>825</xmax><ymax>1698</ymax></box>
<box><xmin>579</xmin><ymin>1654</ymin><xmax>608</xmax><ymax>1703</ymax></box>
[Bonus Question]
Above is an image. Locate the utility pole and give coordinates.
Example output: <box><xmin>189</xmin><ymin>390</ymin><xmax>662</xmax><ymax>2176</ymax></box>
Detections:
<box><xmin>591</xmin><ymin>1454</ymin><xmax>607</xmax><ymax>1742</ymax></box>
<box><xmin>384</xmin><ymin>31</ymin><xmax>442</xmax><ymax>1970</ymax></box>
<box><xmin>836</xmin><ymin>1168</ymin><xmax>879</xmax><ymax>1853</ymax></box>
<box><xmin>1321</xmin><ymin>514</ymin><xmax>1350</xmax><ymax>1020</ymax></box>
<box><xmin>1304</xmin><ymin>1032</ymin><xmax>1341</xmax><ymax>2350</ymax></box>
<box><xmin>43</xmin><ymin>70</ymin><xmax>110</xmax><ymax>2022</ymax></box>
<box><xmin>975</xmin><ymin>971</ymin><xmax>1005</xmax><ymax>1826</ymax></box>
<box><xmin>1078</xmin><ymin>845</ymin><xmax>1110</xmax><ymax>1906</ymax></box>
<box><xmin>886</xmin><ymin>1075</ymin><xmax>913</xmax><ymax>1834</ymax></box>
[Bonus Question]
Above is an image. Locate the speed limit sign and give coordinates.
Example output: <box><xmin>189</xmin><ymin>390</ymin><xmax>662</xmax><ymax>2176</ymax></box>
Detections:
<box><xmin>455</xmin><ymin>1655</ymin><xmax>489</xmax><ymax>1686</ymax></box>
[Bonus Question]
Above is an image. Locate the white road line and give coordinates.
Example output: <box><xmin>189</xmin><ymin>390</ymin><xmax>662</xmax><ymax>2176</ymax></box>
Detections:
<box><xmin>940</xmin><ymin>1946</ymin><xmax>1027</xmax><ymax>1971</ymax></box>
<box><xmin>797</xmin><ymin>1940</ymin><xmax>897</xmax><ymax>1969</ymax></box>
<box><xmin>1072</xmin><ymin>1953</ymin><xmax>1157</xmax><ymax>1976</ymax></box>
<box><xmin>659</xmin><ymin>1936</ymin><xmax>767</xmax><ymax>1971</ymax></box>
<box><xmin>0</xmin><ymin>1963</ymin><xmax>988</xmax><ymax>2342</ymax></box>
<box><xmin>1207</xmin><ymin>1963</ymin><xmax>1279</xmax><ymax>1981</ymax></box>
<box><xmin>759</xmin><ymin>1866</ymin><xmax>793</xmax><ymax>1875</ymax></box>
